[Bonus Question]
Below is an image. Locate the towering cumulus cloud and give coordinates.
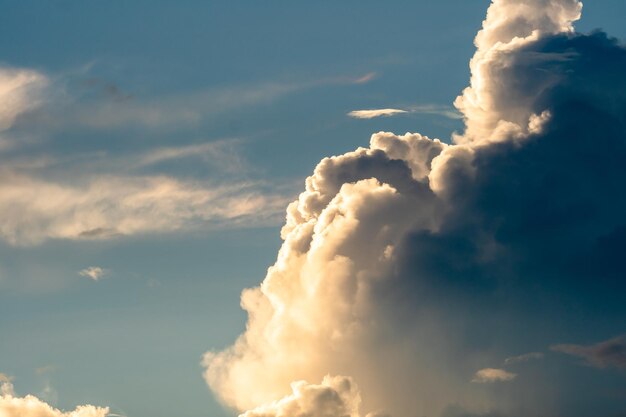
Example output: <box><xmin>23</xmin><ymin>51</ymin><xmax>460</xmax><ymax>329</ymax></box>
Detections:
<box><xmin>204</xmin><ymin>1</ymin><xmax>626</xmax><ymax>416</ymax></box>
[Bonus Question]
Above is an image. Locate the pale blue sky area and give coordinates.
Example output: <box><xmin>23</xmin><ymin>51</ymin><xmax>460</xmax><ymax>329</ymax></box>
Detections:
<box><xmin>1</xmin><ymin>2</ymin><xmax>625</xmax><ymax>417</ymax></box>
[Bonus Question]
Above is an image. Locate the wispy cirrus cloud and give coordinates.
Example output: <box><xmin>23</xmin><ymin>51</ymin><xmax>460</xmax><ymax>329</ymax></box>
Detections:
<box><xmin>551</xmin><ymin>335</ymin><xmax>626</xmax><ymax>370</ymax></box>
<box><xmin>347</xmin><ymin>105</ymin><xmax>462</xmax><ymax>120</ymax></box>
<box><xmin>504</xmin><ymin>352</ymin><xmax>544</xmax><ymax>365</ymax></box>
<box><xmin>0</xmin><ymin>173</ymin><xmax>290</xmax><ymax>246</ymax></box>
<box><xmin>347</xmin><ymin>108</ymin><xmax>408</xmax><ymax>119</ymax></box>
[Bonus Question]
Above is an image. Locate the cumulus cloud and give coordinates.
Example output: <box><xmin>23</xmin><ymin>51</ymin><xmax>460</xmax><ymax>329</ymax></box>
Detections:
<box><xmin>471</xmin><ymin>369</ymin><xmax>517</xmax><ymax>384</ymax></box>
<box><xmin>0</xmin><ymin>395</ymin><xmax>108</xmax><ymax>417</ymax></box>
<box><xmin>347</xmin><ymin>109</ymin><xmax>408</xmax><ymax>119</ymax></box>
<box><xmin>78</xmin><ymin>267</ymin><xmax>107</xmax><ymax>281</ymax></box>
<box><xmin>0</xmin><ymin>374</ymin><xmax>108</xmax><ymax>417</ymax></box>
<box><xmin>238</xmin><ymin>376</ymin><xmax>366</xmax><ymax>417</ymax></box>
<box><xmin>202</xmin><ymin>0</ymin><xmax>626</xmax><ymax>416</ymax></box>
<box><xmin>551</xmin><ymin>335</ymin><xmax>626</xmax><ymax>370</ymax></box>
<box><xmin>0</xmin><ymin>174</ymin><xmax>288</xmax><ymax>245</ymax></box>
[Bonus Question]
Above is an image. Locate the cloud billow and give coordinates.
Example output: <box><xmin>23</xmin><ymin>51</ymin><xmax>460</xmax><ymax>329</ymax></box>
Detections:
<box><xmin>203</xmin><ymin>1</ymin><xmax>626</xmax><ymax>417</ymax></box>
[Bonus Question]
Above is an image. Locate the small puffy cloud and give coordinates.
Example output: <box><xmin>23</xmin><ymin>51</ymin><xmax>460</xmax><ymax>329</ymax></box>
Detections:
<box><xmin>79</xmin><ymin>267</ymin><xmax>107</xmax><ymax>281</ymax></box>
<box><xmin>239</xmin><ymin>376</ymin><xmax>367</xmax><ymax>417</ymax></box>
<box><xmin>347</xmin><ymin>109</ymin><xmax>408</xmax><ymax>119</ymax></box>
<box><xmin>0</xmin><ymin>394</ymin><xmax>108</xmax><ymax>417</ymax></box>
<box><xmin>551</xmin><ymin>335</ymin><xmax>626</xmax><ymax>370</ymax></box>
<box><xmin>504</xmin><ymin>352</ymin><xmax>544</xmax><ymax>365</ymax></box>
<box><xmin>471</xmin><ymin>369</ymin><xmax>517</xmax><ymax>384</ymax></box>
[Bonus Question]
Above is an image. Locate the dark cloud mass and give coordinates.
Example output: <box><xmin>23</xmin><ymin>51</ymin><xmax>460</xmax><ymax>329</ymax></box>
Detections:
<box><xmin>203</xmin><ymin>2</ymin><xmax>626</xmax><ymax>417</ymax></box>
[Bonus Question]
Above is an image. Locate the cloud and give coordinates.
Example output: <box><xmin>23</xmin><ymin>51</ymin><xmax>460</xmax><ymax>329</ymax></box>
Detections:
<box><xmin>503</xmin><ymin>352</ymin><xmax>544</xmax><ymax>365</ymax></box>
<box><xmin>203</xmin><ymin>0</ymin><xmax>626</xmax><ymax>416</ymax></box>
<box><xmin>137</xmin><ymin>140</ymin><xmax>246</xmax><ymax>174</ymax></box>
<box><xmin>238</xmin><ymin>376</ymin><xmax>367</xmax><ymax>417</ymax></box>
<box><xmin>0</xmin><ymin>374</ymin><xmax>15</xmax><ymax>397</ymax></box>
<box><xmin>0</xmin><ymin>67</ymin><xmax>48</xmax><ymax>132</ymax></box>
<box><xmin>0</xmin><ymin>394</ymin><xmax>108</xmax><ymax>417</ymax></box>
<box><xmin>353</xmin><ymin>72</ymin><xmax>377</xmax><ymax>84</ymax></box>
<box><xmin>78</xmin><ymin>267</ymin><xmax>107</xmax><ymax>281</ymax></box>
<box><xmin>0</xmin><ymin>374</ymin><xmax>108</xmax><ymax>417</ymax></box>
<box><xmin>347</xmin><ymin>109</ymin><xmax>408</xmax><ymax>119</ymax></box>
<box><xmin>471</xmin><ymin>369</ymin><xmax>517</xmax><ymax>384</ymax></box>
<box><xmin>0</xmin><ymin>67</ymin><xmax>48</xmax><ymax>152</ymax></box>
<box><xmin>0</xmin><ymin>174</ymin><xmax>289</xmax><ymax>245</ymax></box>
<box><xmin>348</xmin><ymin>106</ymin><xmax>462</xmax><ymax>120</ymax></box>
<box><xmin>551</xmin><ymin>335</ymin><xmax>626</xmax><ymax>370</ymax></box>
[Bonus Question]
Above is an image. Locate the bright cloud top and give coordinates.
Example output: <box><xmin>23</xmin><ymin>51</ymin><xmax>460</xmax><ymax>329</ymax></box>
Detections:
<box><xmin>204</xmin><ymin>0</ymin><xmax>626</xmax><ymax>416</ymax></box>
<box><xmin>0</xmin><ymin>395</ymin><xmax>109</xmax><ymax>417</ymax></box>
<box><xmin>0</xmin><ymin>374</ymin><xmax>109</xmax><ymax>417</ymax></box>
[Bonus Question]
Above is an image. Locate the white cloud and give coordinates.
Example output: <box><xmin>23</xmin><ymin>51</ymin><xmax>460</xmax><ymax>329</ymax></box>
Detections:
<box><xmin>0</xmin><ymin>374</ymin><xmax>14</xmax><ymax>397</ymax></box>
<box><xmin>454</xmin><ymin>0</ymin><xmax>582</xmax><ymax>143</ymax></box>
<box><xmin>348</xmin><ymin>106</ymin><xmax>462</xmax><ymax>120</ymax></box>
<box><xmin>0</xmin><ymin>394</ymin><xmax>108</xmax><ymax>417</ymax></box>
<box><xmin>471</xmin><ymin>368</ymin><xmax>517</xmax><ymax>384</ymax></box>
<box><xmin>239</xmin><ymin>376</ymin><xmax>364</xmax><ymax>417</ymax></box>
<box><xmin>0</xmin><ymin>67</ymin><xmax>48</xmax><ymax>132</ymax></box>
<box><xmin>0</xmin><ymin>174</ymin><xmax>289</xmax><ymax>246</ymax></box>
<box><xmin>347</xmin><ymin>109</ymin><xmax>408</xmax><ymax>119</ymax></box>
<box><xmin>78</xmin><ymin>267</ymin><xmax>107</xmax><ymax>281</ymax></box>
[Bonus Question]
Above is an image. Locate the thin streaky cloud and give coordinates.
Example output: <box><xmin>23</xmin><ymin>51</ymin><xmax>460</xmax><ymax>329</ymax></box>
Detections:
<box><xmin>408</xmin><ymin>104</ymin><xmax>464</xmax><ymax>119</ymax></box>
<box><xmin>504</xmin><ymin>352</ymin><xmax>545</xmax><ymax>365</ymax></box>
<box><xmin>551</xmin><ymin>335</ymin><xmax>626</xmax><ymax>370</ymax></box>
<box><xmin>353</xmin><ymin>72</ymin><xmax>377</xmax><ymax>84</ymax></box>
<box><xmin>348</xmin><ymin>105</ymin><xmax>462</xmax><ymax>120</ymax></box>
<box><xmin>348</xmin><ymin>108</ymin><xmax>408</xmax><ymax>119</ymax></box>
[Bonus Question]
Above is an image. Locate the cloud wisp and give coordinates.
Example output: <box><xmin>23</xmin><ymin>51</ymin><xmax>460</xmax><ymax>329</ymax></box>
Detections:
<box><xmin>0</xmin><ymin>174</ymin><xmax>289</xmax><ymax>246</ymax></box>
<box><xmin>504</xmin><ymin>352</ymin><xmax>544</xmax><ymax>365</ymax></box>
<box><xmin>203</xmin><ymin>1</ymin><xmax>626</xmax><ymax>417</ymax></box>
<box><xmin>348</xmin><ymin>109</ymin><xmax>408</xmax><ymax>119</ymax></box>
<box><xmin>347</xmin><ymin>105</ymin><xmax>461</xmax><ymax>120</ymax></box>
<box><xmin>552</xmin><ymin>335</ymin><xmax>626</xmax><ymax>370</ymax></box>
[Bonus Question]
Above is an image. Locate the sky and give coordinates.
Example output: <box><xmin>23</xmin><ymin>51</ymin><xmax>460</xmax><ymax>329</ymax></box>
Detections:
<box><xmin>1</xmin><ymin>1</ymin><xmax>626</xmax><ymax>417</ymax></box>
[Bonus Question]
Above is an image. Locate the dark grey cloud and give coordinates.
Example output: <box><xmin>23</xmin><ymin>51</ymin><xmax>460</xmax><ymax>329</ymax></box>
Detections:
<box><xmin>552</xmin><ymin>335</ymin><xmax>626</xmax><ymax>370</ymax></box>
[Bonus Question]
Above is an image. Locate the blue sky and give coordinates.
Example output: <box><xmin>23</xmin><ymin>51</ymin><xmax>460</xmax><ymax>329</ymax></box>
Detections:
<box><xmin>1</xmin><ymin>2</ymin><xmax>626</xmax><ymax>417</ymax></box>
